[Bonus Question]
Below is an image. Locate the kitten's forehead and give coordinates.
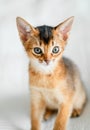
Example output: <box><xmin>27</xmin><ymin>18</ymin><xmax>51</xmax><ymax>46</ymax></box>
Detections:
<box><xmin>36</xmin><ymin>25</ymin><xmax>53</xmax><ymax>44</ymax></box>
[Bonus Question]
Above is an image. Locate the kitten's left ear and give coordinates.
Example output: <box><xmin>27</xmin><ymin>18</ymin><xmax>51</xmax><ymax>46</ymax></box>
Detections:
<box><xmin>55</xmin><ymin>16</ymin><xmax>74</xmax><ymax>41</ymax></box>
<box><xmin>16</xmin><ymin>17</ymin><xmax>38</xmax><ymax>43</ymax></box>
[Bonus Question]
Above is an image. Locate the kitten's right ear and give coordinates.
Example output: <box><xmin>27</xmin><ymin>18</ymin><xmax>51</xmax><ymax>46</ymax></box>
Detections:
<box><xmin>55</xmin><ymin>16</ymin><xmax>74</xmax><ymax>41</ymax></box>
<box><xmin>16</xmin><ymin>17</ymin><xmax>38</xmax><ymax>43</ymax></box>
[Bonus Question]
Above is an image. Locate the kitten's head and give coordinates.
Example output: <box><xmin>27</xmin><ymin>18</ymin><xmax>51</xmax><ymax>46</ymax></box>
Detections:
<box><xmin>16</xmin><ymin>17</ymin><xmax>74</xmax><ymax>73</ymax></box>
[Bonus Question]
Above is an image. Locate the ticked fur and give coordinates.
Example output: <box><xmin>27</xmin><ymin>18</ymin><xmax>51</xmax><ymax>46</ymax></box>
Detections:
<box><xmin>16</xmin><ymin>16</ymin><xmax>86</xmax><ymax>130</ymax></box>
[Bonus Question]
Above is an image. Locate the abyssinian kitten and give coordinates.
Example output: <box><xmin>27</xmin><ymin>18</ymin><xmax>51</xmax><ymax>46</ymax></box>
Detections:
<box><xmin>16</xmin><ymin>16</ymin><xmax>86</xmax><ymax>130</ymax></box>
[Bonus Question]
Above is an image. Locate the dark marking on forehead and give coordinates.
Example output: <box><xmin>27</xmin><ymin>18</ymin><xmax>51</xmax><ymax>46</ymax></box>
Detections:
<box><xmin>36</xmin><ymin>25</ymin><xmax>53</xmax><ymax>44</ymax></box>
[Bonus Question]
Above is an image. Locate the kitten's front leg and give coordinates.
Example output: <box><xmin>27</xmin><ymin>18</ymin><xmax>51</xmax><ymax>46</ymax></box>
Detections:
<box><xmin>30</xmin><ymin>90</ymin><xmax>45</xmax><ymax>130</ymax></box>
<box><xmin>53</xmin><ymin>101</ymin><xmax>73</xmax><ymax>130</ymax></box>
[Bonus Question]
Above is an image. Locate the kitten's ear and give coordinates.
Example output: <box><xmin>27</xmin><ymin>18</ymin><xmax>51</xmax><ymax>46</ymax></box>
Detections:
<box><xmin>55</xmin><ymin>16</ymin><xmax>74</xmax><ymax>41</ymax></box>
<box><xmin>16</xmin><ymin>17</ymin><xmax>38</xmax><ymax>43</ymax></box>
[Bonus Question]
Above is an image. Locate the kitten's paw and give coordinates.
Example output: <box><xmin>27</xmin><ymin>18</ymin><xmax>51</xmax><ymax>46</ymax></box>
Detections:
<box><xmin>71</xmin><ymin>109</ymin><xmax>82</xmax><ymax>117</ymax></box>
<box><xmin>44</xmin><ymin>109</ymin><xmax>52</xmax><ymax>120</ymax></box>
<box><xmin>44</xmin><ymin>109</ymin><xmax>57</xmax><ymax>120</ymax></box>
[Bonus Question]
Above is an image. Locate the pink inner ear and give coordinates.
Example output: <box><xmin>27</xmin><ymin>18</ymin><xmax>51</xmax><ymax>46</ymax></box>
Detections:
<box><xmin>20</xmin><ymin>32</ymin><xmax>28</xmax><ymax>42</ymax></box>
<box><xmin>57</xmin><ymin>16</ymin><xmax>74</xmax><ymax>40</ymax></box>
<box><xmin>18</xmin><ymin>24</ymin><xmax>27</xmax><ymax>35</ymax></box>
<box><xmin>17</xmin><ymin>19</ymin><xmax>30</xmax><ymax>35</ymax></box>
<box><xmin>61</xmin><ymin>25</ymin><xmax>70</xmax><ymax>34</ymax></box>
<box><xmin>17</xmin><ymin>17</ymin><xmax>31</xmax><ymax>42</ymax></box>
<box><xmin>18</xmin><ymin>25</ymin><xmax>31</xmax><ymax>43</ymax></box>
<box><xmin>60</xmin><ymin>25</ymin><xmax>71</xmax><ymax>40</ymax></box>
<box><xmin>17</xmin><ymin>24</ymin><xmax>29</xmax><ymax>42</ymax></box>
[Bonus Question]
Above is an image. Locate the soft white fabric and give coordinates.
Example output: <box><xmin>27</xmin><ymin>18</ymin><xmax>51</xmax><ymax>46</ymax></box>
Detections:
<box><xmin>0</xmin><ymin>0</ymin><xmax>90</xmax><ymax>129</ymax></box>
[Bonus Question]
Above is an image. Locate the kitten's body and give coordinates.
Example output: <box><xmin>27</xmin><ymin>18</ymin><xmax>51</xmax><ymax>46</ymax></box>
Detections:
<box><xmin>16</xmin><ymin>17</ymin><xmax>86</xmax><ymax>130</ymax></box>
<box><xmin>30</xmin><ymin>56</ymin><xmax>86</xmax><ymax>117</ymax></box>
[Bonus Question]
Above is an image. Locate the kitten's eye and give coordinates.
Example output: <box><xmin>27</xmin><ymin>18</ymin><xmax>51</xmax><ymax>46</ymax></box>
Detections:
<box><xmin>52</xmin><ymin>46</ymin><xmax>59</xmax><ymax>54</ymax></box>
<box><xmin>34</xmin><ymin>47</ymin><xmax>42</xmax><ymax>54</ymax></box>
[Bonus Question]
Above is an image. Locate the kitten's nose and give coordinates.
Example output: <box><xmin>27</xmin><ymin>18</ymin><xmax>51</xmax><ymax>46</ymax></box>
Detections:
<box><xmin>44</xmin><ymin>60</ymin><xmax>50</xmax><ymax>65</ymax></box>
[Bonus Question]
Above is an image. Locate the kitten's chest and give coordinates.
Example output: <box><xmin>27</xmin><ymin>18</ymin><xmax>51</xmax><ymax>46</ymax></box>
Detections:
<box><xmin>31</xmin><ymin>87</ymin><xmax>64</xmax><ymax>109</ymax></box>
<box><xmin>30</xmin><ymin>68</ymin><xmax>66</xmax><ymax>108</ymax></box>
<box><xmin>42</xmin><ymin>88</ymin><xmax>64</xmax><ymax>109</ymax></box>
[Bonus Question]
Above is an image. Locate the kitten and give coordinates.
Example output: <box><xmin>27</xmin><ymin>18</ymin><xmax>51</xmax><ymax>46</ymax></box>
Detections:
<box><xmin>16</xmin><ymin>16</ymin><xmax>86</xmax><ymax>130</ymax></box>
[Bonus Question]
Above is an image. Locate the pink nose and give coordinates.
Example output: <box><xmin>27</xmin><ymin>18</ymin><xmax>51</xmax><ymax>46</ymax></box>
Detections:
<box><xmin>44</xmin><ymin>60</ymin><xmax>50</xmax><ymax>65</ymax></box>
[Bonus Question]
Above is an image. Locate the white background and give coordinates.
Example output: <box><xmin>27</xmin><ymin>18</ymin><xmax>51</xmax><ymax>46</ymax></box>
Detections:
<box><xmin>0</xmin><ymin>0</ymin><xmax>90</xmax><ymax>130</ymax></box>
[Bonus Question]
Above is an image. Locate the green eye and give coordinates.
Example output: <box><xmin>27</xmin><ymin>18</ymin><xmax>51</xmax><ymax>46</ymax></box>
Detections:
<box><xmin>52</xmin><ymin>46</ymin><xmax>59</xmax><ymax>54</ymax></box>
<box><xmin>34</xmin><ymin>47</ymin><xmax>42</xmax><ymax>54</ymax></box>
